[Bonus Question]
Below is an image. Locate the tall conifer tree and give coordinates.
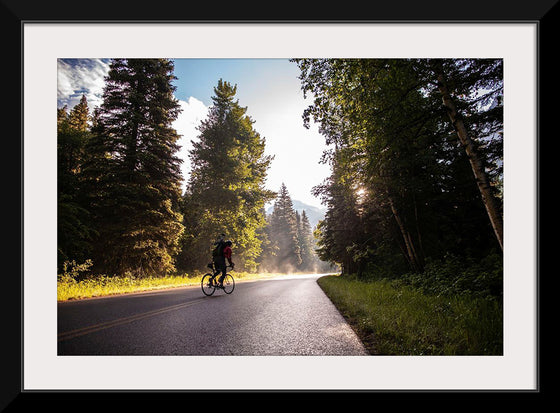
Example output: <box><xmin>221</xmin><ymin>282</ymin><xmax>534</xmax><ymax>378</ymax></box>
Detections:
<box><xmin>82</xmin><ymin>59</ymin><xmax>184</xmax><ymax>276</ymax></box>
<box><xmin>298</xmin><ymin>210</ymin><xmax>315</xmax><ymax>271</ymax></box>
<box><xmin>179</xmin><ymin>79</ymin><xmax>275</xmax><ymax>272</ymax></box>
<box><xmin>57</xmin><ymin>95</ymin><xmax>94</xmax><ymax>269</ymax></box>
<box><xmin>268</xmin><ymin>183</ymin><xmax>302</xmax><ymax>272</ymax></box>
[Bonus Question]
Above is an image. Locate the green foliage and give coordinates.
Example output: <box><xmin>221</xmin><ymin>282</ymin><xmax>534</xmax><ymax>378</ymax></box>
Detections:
<box><xmin>294</xmin><ymin>58</ymin><xmax>503</xmax><ymax>296</ymax></box>
<box><xmin>58</xmin><ymin>259</ymin><xmax>94</xmax><ymax>282</ymax></box>
<box><xmin>396</xmin><ymin>252</ymin><xmax>503</xmax><ymax>299</ymax></box>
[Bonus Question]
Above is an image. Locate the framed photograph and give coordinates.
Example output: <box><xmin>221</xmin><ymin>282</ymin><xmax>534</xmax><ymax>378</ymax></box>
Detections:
<box><xmin>11</xmin><ymin>0</ymin><xmax>551</xmax><ymax>405</ymax></box>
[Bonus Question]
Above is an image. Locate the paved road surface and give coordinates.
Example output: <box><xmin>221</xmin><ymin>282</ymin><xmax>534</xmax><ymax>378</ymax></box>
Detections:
<box><xmin>58</xmin><ymin>274</ymin><xmax>368</xmax><ymax>356</ymax></box>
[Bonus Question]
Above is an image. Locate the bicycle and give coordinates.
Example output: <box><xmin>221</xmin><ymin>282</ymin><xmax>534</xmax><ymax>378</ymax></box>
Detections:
<box><xmin>201</xmin><ymin>263</ymin><xmax>235</xmax><ymax>296</ymax></box>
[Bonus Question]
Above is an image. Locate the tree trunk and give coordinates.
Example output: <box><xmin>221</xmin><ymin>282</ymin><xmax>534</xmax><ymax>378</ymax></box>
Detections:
<box><xmin>389</xmin><ymin>197</ymin><xmax>422</xmax><ymax>272</ymax></box>
<box><xmin>435</xmin><ymin>70</ymin><xmax>504</xmax><ymax>251</ymax></box>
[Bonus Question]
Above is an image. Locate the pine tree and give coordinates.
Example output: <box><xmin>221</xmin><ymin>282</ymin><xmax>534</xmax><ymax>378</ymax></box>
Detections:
<box><xmin>57</xmin><ymin>95</ymin><xmax>94</xmax><ymax>269</ymax></box>
<box><xmin>68</xmin><ymin>94</ymin><xmax>90</xmax><ymax>132</ymax></box>
<box><xmin>82</xmin><ymin>59</ymin><xmax>184</xmax><ymax>276</ymax></box>
<box><xmin>298</xmin><ymin>210</ymin><xmax>315</xmax><ymax>271</ymax></box>
<box><xmin>268</xmin><ymin>183</ymin><xmax>302</xmax><ymax>272</ymax></box>
<box><xmin>179</xmin><ymin>79</ymin><xmax>275</xmax><ymax>272</ymax></box>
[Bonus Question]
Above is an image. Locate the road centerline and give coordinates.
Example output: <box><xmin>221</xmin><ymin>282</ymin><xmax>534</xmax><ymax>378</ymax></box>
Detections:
<box><xmin>57</xmin><ymin>298</ymin><xmax>206</xmax><ymax>342</ymax></box>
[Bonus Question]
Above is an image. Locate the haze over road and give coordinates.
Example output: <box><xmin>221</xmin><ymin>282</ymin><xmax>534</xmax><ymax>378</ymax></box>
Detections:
<box><xmin>58</xmin><ymin>274</ymin><xmax>368</xmax><ymax>356</ymax></box>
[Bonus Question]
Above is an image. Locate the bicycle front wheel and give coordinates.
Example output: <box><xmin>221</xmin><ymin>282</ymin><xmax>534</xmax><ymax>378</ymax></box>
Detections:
<box><xmin>222</xmin><ymin>274</ymin><xmax>235</xmax><ymax>294</ymax></box>
<box><xmin>201</xmin><ymin>273</ymin><xmax>216</xmax><ymax>296</ymax></box>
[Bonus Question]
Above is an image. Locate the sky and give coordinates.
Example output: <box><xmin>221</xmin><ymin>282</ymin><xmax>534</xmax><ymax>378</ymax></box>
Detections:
<box><xmin>57</xmin><ymin>58</ymin><xmax>330</xmax><ymax>209</ymax></box>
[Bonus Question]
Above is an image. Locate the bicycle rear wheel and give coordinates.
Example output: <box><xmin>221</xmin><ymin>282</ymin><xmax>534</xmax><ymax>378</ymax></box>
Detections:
<box><xmin>201</xmin><ymin>273</ymin><xmax>216</xmax><ymax>296</ymax></box>
<box><xmin>222</xmin><ymin>274</ymin><xmax>235</xmax><ymax>294</ymax></box>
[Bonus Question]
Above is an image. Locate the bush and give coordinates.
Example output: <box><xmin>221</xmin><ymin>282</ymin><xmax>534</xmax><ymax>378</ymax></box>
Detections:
<box><xmin>58</xmin><ymin>259</ymin><xmax>94</xmax><ymax>282</ymax></box>
<box><xmin>398</xmin><ymin>252</ymin><xmax>503</xmax><ymax>299</ymax></box>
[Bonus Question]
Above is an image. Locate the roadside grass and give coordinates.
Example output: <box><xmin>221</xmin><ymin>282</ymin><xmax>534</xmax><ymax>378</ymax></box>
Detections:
<box><xmin>57</xmin><ymin>271</ymin><xmax>313</xmax><ymax>301</ymax></box>
<box><xmin>58</xmin><ymin>273</ymin><xmax>197</xmax><ymax>301</ymax></box>
<box><xmin>317</xmin><ymin>274</ymin><xmax>502</xmax><ymax>355</ymax></box>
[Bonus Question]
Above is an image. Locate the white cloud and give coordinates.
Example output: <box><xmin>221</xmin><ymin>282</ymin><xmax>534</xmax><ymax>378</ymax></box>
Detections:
<box><xmin>57</xmin><ymin>59</ymin><xmax>110</xmax><ymax>110</ymax></box>
<box><xmin>173</xmin><ymin>97</ymin><xmax>210</xmax><ymax>189</ymax></box>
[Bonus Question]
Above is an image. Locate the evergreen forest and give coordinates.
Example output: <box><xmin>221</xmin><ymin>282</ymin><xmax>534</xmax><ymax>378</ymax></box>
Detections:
<box><xmin>58</xmin><ymin>58</ymin><xmax>503</xmax><ymax>300</ymax></box>
<box><xmin>58</xmin><ymin>59</ymin><xmax>322</xmax><ymax>278</ymax></box>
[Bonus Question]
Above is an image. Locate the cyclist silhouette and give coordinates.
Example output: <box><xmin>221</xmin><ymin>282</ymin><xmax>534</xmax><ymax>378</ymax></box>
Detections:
<box><xmin>211</xmin><ymin>235</ymin><xmax>234</xmax><ymax>287</ymax></box>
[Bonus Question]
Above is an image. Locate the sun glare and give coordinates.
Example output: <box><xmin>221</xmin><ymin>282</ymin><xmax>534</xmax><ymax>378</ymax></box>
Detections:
<box><xmin>355</xmin><ymin>187</ymin><xmax>367</xmax><ymax>201</ymax></box>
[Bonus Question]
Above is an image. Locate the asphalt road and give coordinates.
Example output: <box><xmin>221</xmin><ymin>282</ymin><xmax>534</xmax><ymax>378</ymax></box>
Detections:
<box><xmin>57</xmin><ymin>274</ymin><xmax>368</xmax><ymax>356</ymax></box>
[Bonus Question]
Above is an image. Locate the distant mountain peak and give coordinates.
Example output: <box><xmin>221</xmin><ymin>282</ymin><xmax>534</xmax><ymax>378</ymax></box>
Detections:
<box><xmin>267</xmin><ymin>199</ymin><xmax>326</xmax><ymax>228</ymax></box>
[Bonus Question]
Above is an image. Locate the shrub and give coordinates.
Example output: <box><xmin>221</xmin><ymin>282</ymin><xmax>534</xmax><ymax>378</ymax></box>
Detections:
<box><xmin>58</xmin><ymin>259</ymin><xmax>94</xmax><ymax>282</ymax></box>
<box><xmin>398</xmin><ymin>252</ymin><xmax>503</xmax><ymax>299</ymax></box>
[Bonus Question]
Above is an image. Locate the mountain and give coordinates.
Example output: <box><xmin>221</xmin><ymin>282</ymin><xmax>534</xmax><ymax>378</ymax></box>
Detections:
<box><xmin>266</xmin><ymin>199</ymin><xmax>326</xmax><ymax>228</ymax></box>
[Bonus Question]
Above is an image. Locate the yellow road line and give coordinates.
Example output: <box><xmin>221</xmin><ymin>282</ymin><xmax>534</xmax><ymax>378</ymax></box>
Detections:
<box><xmin>58</xmin><ymin>298</ymin><xmax>206</xmax><ymax>342</ymax></box>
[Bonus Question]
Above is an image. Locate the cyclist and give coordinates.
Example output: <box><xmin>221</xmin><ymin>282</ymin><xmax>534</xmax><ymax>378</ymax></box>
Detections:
<box><xmin>212</xmin><ymin>236</ymin><xmax>234</xmax><ymax>287</ymax></box>
<box><xmin>217</xmin><ymin>240</ymin><xmax>234</xmax><ymax>287</ymax></box>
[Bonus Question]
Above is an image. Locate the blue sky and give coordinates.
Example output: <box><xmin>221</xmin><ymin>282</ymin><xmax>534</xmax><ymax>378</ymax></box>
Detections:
<box><xmin>57</xmin><ymin>58</ymin><xmax>329</xmax><ymax>209</ymax></box>
<box><xmin>172</xmin><ymin>59</ymin><xmax>295</xmax><ymax>106</ymax></box>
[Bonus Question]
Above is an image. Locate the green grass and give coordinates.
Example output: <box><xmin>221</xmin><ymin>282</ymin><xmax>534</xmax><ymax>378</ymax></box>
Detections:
<box><xmin>57</xmin><ymin>273</ymin><xmax>197</xmax><ymax>301</ymax></box>
<box><xmin>57</xmin><ymin>271</ymin><xmax>312</xmax><ymax>301</ymax></box>
<box><xmin>317</xmin><ymin>274</ymin><xmax>502</xmax><ymax>355</ymax></box>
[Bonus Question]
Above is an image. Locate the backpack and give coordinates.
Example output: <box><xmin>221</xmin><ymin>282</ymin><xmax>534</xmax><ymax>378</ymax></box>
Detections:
<box><xmin>212</xmin><ymin>240</ymin><xmax>225</xmax><ymax>259</ymax></box>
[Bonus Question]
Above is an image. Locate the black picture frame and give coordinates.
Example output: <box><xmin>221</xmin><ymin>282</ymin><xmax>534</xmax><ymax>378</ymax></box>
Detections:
<box><xmin>7</xmin><ymin>0</ymin><xmax>554</xmax><ymax>408</ymax></box>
